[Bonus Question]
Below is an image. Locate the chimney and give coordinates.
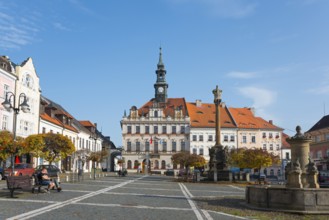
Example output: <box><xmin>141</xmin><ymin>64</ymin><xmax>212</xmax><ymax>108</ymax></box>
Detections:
<box><xmin>250</xmin><ymin>107</ymin><xmax>255</xmax><ymax>116</ymax></box>
<box><xmin>269</xmin><ymin>120</ymin><xmax>273</xmax><ymax>125</ymax></box>
<box><xmin>196</xmin><ymin>99</ymin><xmax>202</xmax><ymax>107</ymax></box>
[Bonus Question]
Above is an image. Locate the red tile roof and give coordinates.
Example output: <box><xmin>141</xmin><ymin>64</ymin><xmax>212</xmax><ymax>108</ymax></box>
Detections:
<box><xmin>281</xmin><ymin>133</ymin><xmax>291</xmax><ymax>149</ymax></box>
<box><xmin>138</xmin><ymin>98</ymin><xmax>188</xmax><ymax>118</ymax></box>
<box><xmin>40</xmin><ymin>113</ymin><xmax>78</xmax><ymax>132</ymax></box>
<box><xmin>228</xmin><ymin>107</ymin><xmax>282</xmax><ymax>130</ymax></box>
<box><xmin>79</xmin><ymin>121</ymin><xmax>95</xmax><ymax>127</ymax></box>
<box><xmin>186</xmin><ymin>102</ymin><xmax>236</xmax><ymax>128</ymax></box>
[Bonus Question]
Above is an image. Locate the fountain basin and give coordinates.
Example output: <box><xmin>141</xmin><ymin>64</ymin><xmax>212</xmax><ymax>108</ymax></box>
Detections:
<box><xmin>246</xmin><ymin>185</ymin><xmax>329</xmax><ymax>214</ymax></box>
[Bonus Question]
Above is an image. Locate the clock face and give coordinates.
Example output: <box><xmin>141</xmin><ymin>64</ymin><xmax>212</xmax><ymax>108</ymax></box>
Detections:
<box><xmin>158</xmin><ymin>87</ymin><xmax>164</xmax><ymax>93</ymax></box>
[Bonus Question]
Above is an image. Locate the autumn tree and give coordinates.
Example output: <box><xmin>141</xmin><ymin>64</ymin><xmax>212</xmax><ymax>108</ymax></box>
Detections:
<box><xmin>228</xmin><ymin>148</ymin><xmax>280</xmax><ymax>176</ymax></box>
<box><xmin>25</xmin><ymin>134</ymin><xmax>45</xmax><ymax>159</ymax></box>
<box><xmin>42</xmin><ymin>133</ymin><xmax>75</xmax><ymax>164</ymax></box>
<box><xmin>87</xmin><ymin>149</ymin><xmax>108</xmax><ymax>166</ymax></box>
<box><xmin>0</xmin><ymin>130</ymin><xmax>26</xmax><ymax>168</ymax></box>
<box><xmin>171</xmin><ymin>152</ymin><xmax>206</xmax><ymax>179</ymax></box>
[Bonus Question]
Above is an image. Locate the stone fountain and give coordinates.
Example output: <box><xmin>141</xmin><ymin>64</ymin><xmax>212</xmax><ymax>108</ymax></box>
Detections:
<box><xmin>245</xmin><ymin>126</ymin><xmax>329</xmax><ymax>214</ymax></box>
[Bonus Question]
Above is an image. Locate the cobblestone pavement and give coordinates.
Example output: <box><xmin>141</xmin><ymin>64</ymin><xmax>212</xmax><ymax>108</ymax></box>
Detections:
<box><xmin>0</xmin><ymin>174</ymin><xmax>248</xmax><ymax>220</ymax></box>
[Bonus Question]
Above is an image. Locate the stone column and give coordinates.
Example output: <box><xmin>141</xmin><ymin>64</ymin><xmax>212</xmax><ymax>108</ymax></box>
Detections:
<box><xmin>286</xmin><ymin>126</ymin><xmax>312</xmax><ymax>188</ymax></box>
<box><xmin>213</xmin><ymin>85</ymin><xmax>222</xmax><ymax>146</ymax></box>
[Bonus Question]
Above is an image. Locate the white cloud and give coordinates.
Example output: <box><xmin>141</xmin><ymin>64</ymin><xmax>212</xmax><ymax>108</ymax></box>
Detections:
<box><xmin>0</xmin><ymin>7</ymin><xmax>39</xmax><ymax>50</ymax></box>
<box><xmin>308</xmin><ymin>85</ymin><xmax>329</xmax><ymax>94</ymax></box>
<box><xmin>53</xmin><ymin>22</ymin><xmax>71</xmax><ymax>31</ymax></box>
<box><xmin>227</xmin><ymin>71</ymin><xmax>258</xmax><ymax>79</ymax></box>
<box><xmin>238</xmin><ymin>86</ymin><xmax>277</xmax><ymax>109</ymax></box>
<box><xmin>168</xmin><ymin>0</ymin><xmax>257</xmax><ymax>18</ymax></box>
<box><xmin>238</xmin><ymin>86</ymin><xmax>278</xmax><ymax>123</ymax></box>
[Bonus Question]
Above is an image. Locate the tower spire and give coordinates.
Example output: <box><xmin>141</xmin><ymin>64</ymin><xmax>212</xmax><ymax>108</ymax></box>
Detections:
<box><xmin>154</xmin><ymin>47</ymin><xmax>168</xmax><ymax>103</ymax></box>
<box><xmin>157</xmin><ymin>47</ymin><xmax>165</xmax><ymax>69</ymax></box>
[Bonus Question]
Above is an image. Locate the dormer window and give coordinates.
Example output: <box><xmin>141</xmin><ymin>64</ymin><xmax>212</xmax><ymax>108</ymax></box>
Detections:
<box><xmin>154</xmin><ymin>110</ymin><xmax>158</xmax><ymax>118</ymax></box>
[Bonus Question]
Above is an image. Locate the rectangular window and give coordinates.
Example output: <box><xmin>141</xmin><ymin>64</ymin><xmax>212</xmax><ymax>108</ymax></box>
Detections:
<box><xmin>3</xmin><ymin>84</ymin><xmax>9</xmax><ymax>98</ymax></box>
<box><xmin>180</xmin><ymin>126</ymin><xmax>185</xmax><ymax>134</ymax></box>
<box><xmin>199</xmin><ymin>135</ymin><xmax>203</xmax><ymax>141</ymax></box>
<box><xmin>127</xmin><ymin>141</ymin><xmax>131</xmax><ymax>152</ymax></box>
<box><xmin>154</xmin><ymin>141</ymin><xmax>159</xmax><ymax>153</ymax></box>
<box><xmin>270</xmin><ymin>144</ymin><xmax>273</xmax><ymax>150</ymax></box>
<box><xmin>199</xmin><ymin>148</ymin><xmax>204</xmax><ymax>155</ymax></box>
<box><xmin>127</xmin><ymin>126</ymin><xmax>132</xmax><ymax>134</ymax></box>
<box><xmin>276</xmin><ymin>144</ymin><xmax>280</xmax><ymax>150</ymax></box>
<box><xmin>269</xmin><ymin>133</ymin><xmax>273</xmax><ymax>138</ymax></box>
<box><xmin>163</xmin><ymin>141</ymin><xmax>167</xmax><ymax>152</ymax></box>
<box><xmin>42</xmin><ymin>127</ymin><xmax>46</xmax><ymax>134</ymax></box>
<box><xmin>145</xmin><ymin>141</ymin><xmax>150</xmax><ymax>152</ymax></box>
<box><xmin>193</xmin><ymin>135</ymin><xmax>197</xmax><ymax>141</ymax></box>
<box><xmin>2</xmin><ymin>115</ymin><xmax>8</xmax><ymax>130</ymax></box>
<box><xmin>154</xmin><ymin>126</ymin><xmax>158</xmax><ymax>134</ymax></box>
<box><xmin>172</xmin><ymin>126</ymin><xmax>176</xmax><ymax>134</ymax></box>
<box><xmin>251</xmin><ymin>136</ymin><xmax>256</xmax><ymax>143</ymax></box>
<box><xmin>286</xmin><ymin>152</ymin><xmax>290</xmax><ymax>160</ymax></box>
<box><xmin>242</xmin><ymin>136</ymin><xmax>247</xmax><ymax>143</ymax></box>
<box><xmin>172</xmin><ymin>141</ymin><xmax>176</xmax><ymax>152</ymax></box>
<box><xmin>193</xmin><ymin>148</ymin><xmax>197</xmax><ymax>154</ymax></box>
<box><xmin>145</xmin><ymin>126</ymin><xmax>149</xmax><ymax>134</ymax></box>
<box><xmin>181</xmin><ymin>141</ymin><xmax>185</xmax><ymax>151</ymax></box>
<box><xmin>208</xmin><ymin>135</ymin><xmax>213</xmax><ymax>141</ymax></box>
<box><xmin>263</xmin><ymin>144</ymin><xmax>266</xmax><ymax>150</ymax></box>
<box><xmin>136</xmin><ymin>126</ymin><xmax>140</xmax><ymax>134</ymax></box>
<box><xmin>262</xmin><ymin>132</ymin><xmax>266</xmax><ymax>138</ymax></box>
<box><xmin>136</xmin><ymin>141</ymin><xmax>140</xmax><ymax>152</ymax></box>
<box><xmin>162</xmin><ymin>126</ymin><xmax>167</xmax><ymax>134</ymax></box>
<box><xmin>230</xmin><ymin>135</ymin><xmax>235</xmax><ymax>142</ymax></box>
<box><xmin>315</xmin><ymin>135</ymin><xmax>321</xmax><ymax>142</ymax></box>
<box><xmin>224</xmin><ymin>135</ymin><xmax>228</xmax><ymax>142</ymax></box>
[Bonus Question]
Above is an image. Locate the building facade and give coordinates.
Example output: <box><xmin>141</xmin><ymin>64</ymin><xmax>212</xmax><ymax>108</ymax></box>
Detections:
<box><xmin>306</xmin><ymin>115</ymin><xmax>329</xmax><ymax>171</ymax></box>
<box><xmin>186</xmin><ymin>100</ymin><xmax>237</xmax><ymax>164</ymax></box>
<box><xmin>121</xmin><ymin>48</ymin><xmax>190</xmax><ymax>173</ymax></box>
<box><xmin>0</xmin><ymin>56</ymin><xmax>17</xmax><ymax>133</ymax></box>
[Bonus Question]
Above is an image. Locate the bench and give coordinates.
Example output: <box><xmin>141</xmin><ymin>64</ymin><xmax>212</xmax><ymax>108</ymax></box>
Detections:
<box><xmin>6</xmin><ymin>175</ymin><xmax>33</xmax><ymax>198</ymax></box>
<box><xmin>31</xmin><ymin>174</ymin><xmax>47</xmax><ymax>193</ymax></box>
<box><xmin>150</xmin><ymin>171</ymin><xmax>162</xmax><ymax>175</ymax></box>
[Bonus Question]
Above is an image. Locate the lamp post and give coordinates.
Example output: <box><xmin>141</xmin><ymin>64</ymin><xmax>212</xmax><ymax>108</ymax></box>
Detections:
<box><xmin>1</xmin><ymin>92</ymin><xmax>30</xmax><ymax>174</ymax></box>
<box><xmin>89</xmin><ymin>125</ymin><xmax>98</xmax><ymax>180</ymax></box>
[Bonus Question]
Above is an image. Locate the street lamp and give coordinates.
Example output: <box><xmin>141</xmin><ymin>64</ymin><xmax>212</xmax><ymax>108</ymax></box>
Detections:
<box><xmin>89</xmin><ymin>125</ymin><xmax>98</xmax><ymax>180</ymax></box>
<box><xmin>2</xmin><ymin>92</ymin><xmax>30</xmax><ymax>174</ymax></box>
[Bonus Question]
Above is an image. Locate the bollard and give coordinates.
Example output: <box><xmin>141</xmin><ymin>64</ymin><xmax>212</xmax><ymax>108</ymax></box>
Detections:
<box><xmin>66</xmin><ymin>175</ymin><xmax>69</xmax><ymax>182</ymax></box>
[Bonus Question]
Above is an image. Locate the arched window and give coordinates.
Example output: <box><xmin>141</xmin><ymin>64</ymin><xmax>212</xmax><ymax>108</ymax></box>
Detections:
<box><xmin>127</xmin><ymin>160</ymin><xmax>132</xmax><ymax>169</ymax></box>
<box><xmin>161</xmin><ymin>160</ymin><xmax>166</xmax><ymax>169</ymax></box>
<box><xmin>22</xmin><ymin>73</ymin><xmax>34</xmax><ymax>89</ymax></box>
<box><xmin>154</xmin><ymin>160</ymin><xmax>159</xmax><ymax>169</ymax></box>
<box><xmin>134</xmin><ymin>160</ymin><xmax>139</xmax><ymax>169</ymax></box>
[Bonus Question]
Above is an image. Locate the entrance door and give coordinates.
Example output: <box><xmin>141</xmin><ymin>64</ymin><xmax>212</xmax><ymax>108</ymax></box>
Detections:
<box><xmin>142</xmin><ymin>159</ymin><xmax>151</xmax><ymax>173</ymax></box>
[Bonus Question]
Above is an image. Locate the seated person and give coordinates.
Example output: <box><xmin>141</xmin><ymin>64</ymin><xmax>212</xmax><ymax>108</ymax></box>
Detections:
<box><xmin>38</xmin><ymin>168</ymin><xmax>62</xmax><ymax>192</ymax></box>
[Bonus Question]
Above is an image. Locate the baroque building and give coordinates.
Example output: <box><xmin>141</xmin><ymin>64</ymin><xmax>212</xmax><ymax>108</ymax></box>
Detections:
<box><xmin>121</xmin><ymin>48</ymin><xmax>190</xmax><ymax>172</ymax></box>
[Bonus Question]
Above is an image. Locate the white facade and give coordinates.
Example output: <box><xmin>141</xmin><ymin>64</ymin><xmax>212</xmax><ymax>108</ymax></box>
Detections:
<box><xmin>189</xmin><ymin>127</ymin><xmax>237</xmax><ymax>162</ymax></box>
<box><xmin>122</xmin><ymin>101</ymin><xmax>190</xmax><ymax>173</ymax></box>
<box><xmin>14</xmin><ymin>58</ymin><xmax>40</xmax><ymax>138</ymax></box>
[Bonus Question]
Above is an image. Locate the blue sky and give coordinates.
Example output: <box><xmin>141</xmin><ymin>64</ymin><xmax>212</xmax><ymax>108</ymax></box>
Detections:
<box><xmin>1</xmin><ymin>0</ymin><xmax>329</xmax><ymax>146</ymax></box>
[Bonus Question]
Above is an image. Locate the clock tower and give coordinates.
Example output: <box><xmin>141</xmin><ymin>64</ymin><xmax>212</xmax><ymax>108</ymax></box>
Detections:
<box><xmin>154</xmin><ymin>47</ymin><xmax>168</xmax><ymax>103</ymax></box>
